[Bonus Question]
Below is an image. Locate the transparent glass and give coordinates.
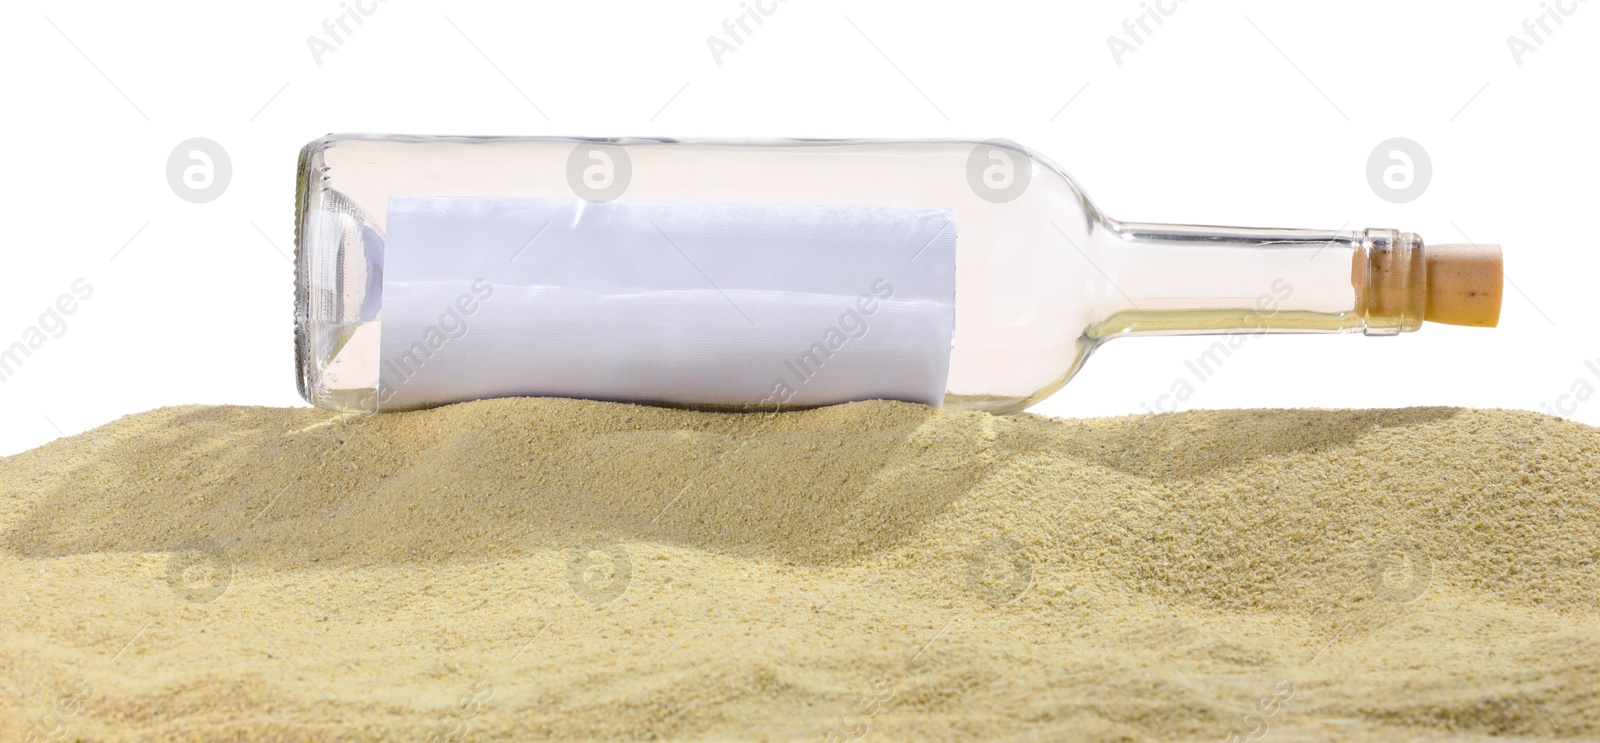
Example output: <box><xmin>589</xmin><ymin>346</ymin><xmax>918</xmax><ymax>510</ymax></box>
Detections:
<box><xmin>295</xmin><ymin>135</ymin><xmax>1421</xmax><ymax>414</ymax></box>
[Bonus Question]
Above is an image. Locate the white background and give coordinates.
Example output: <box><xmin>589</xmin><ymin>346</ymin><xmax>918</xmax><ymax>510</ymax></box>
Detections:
<box><xmin>1</xmin><ymin>0</ymin><xmax>1595</xmax><ymax>456</ymax></box>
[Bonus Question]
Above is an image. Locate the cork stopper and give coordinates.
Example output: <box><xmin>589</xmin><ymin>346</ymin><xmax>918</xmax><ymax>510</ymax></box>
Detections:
<box><xmin>1425</xmin><ymin>243</ymin><xmax>1502</xmax><ymax>328</ymax></box>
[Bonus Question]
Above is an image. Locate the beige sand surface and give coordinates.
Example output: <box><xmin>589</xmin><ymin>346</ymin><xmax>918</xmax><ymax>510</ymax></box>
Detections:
<box><xmin>1</xmin><ymin>399</ymin><xmax>1597</xmax><ymax>741</ymax></box>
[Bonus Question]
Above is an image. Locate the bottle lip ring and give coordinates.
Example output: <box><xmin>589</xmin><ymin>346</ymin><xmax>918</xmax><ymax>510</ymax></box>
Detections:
<box><xmin>1359</xmin><ymin>228</ymin><xmax>1425</xmax><ymax>336</ymax></box>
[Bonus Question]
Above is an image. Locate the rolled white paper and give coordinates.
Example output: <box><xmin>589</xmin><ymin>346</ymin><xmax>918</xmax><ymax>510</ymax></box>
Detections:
<box><xmin>378</xmin><ymin>196</ymin><xmax>957</xmax><ymax>410</ymax></box>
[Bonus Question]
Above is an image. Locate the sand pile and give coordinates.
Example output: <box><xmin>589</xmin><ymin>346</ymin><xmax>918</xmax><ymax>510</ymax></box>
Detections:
<box><xmin>1</xmin><ymin>399</ymin><xmax>1596</xmax><ymax>741</ymax></box>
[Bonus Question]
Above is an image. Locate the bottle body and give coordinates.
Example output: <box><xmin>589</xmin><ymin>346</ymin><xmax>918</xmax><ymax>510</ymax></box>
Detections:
<box><xmin>295</xmin><ymin>135</ymin><xmax>1413</xmax><ymax>414</ymax></box>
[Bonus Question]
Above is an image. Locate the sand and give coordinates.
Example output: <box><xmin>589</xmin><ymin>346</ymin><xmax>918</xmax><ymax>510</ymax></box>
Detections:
<box><xmin>1</xmin><ymin>399</ymin><xmax>1597</xmax><ymax>741</ymax></box>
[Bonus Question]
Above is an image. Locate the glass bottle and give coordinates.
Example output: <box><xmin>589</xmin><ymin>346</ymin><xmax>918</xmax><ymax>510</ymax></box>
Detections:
<box><xmin>294</xmin><ymin>135</ymin><xmax>1501</xmax><ymax>414</ymax></box>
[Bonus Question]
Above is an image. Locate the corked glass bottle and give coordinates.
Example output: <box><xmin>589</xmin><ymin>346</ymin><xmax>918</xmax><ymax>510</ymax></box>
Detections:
<box><xmin>294</xmin><ymin>135</ymin><xmax>1502</xmax><ymax>414</ymax></box>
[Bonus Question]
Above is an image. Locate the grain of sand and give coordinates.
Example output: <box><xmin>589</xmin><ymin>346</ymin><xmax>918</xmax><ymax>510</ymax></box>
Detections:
<box><xmin>1</xmin><ymin>399</ymin><xmax>1597</xmax><ymax>741</ymax></box>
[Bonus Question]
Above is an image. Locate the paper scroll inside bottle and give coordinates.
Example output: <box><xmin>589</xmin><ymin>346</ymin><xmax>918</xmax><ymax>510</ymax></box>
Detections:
<box><xmin>375</xmin><ymin>196</ymin><xmax>958</xmax><ymax>411</ymax></box>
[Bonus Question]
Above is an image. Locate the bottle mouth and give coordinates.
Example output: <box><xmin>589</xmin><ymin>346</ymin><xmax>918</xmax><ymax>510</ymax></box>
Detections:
<box><xmin>1358</xmin><ymin>229</ymin><xmax>1425</xmax><ymax>336</ymax></box>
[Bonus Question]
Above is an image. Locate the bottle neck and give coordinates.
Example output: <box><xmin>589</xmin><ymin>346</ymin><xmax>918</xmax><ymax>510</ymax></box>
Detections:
<box><xmin>1084</xmin><ymin>222</ymin><xmax>1424</xmax><ymax>339</ymax></box>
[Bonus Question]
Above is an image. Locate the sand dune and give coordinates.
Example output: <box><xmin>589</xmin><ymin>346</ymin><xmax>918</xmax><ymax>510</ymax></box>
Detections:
<box><xmin>2</xmin><ymin>399</ymin><xmax>1596</xmax><ymax>741</ymax></box>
